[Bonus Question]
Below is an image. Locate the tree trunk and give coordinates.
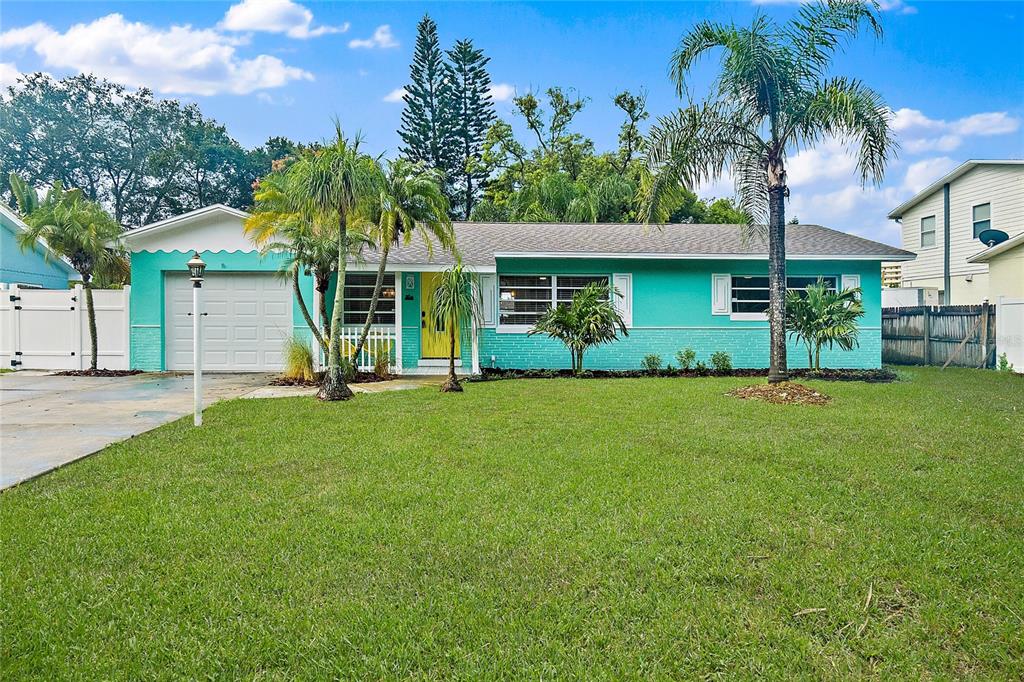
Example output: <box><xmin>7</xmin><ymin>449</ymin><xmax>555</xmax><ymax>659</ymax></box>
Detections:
<box><xmin>316</xmin><ymin>272</ymin><xmax>330</xmax><ymax>346</ymax></box>
<box><xmin>766</xmin><ymin>159</ymin><xmax>789</xmax><ymax>384</ymax></box>
<box><xmin>440</xmin><ymin>318</ymin><xmax>462</xmax><ymax>392</ymax></box>
<box><xmin>293</xmin><ymin>268</ymin><xmax>326</xmax><ymax>353</ymax></box>
<box><xmin>352</xmin><ymin>246</ymin><xmax>390</xmax><ymax>363</ymax></box>
<box><xmin>814</xmin><ymin>344</ymin><xmax>822</xmax><ymax>371</ymax></box>
<box><xmin>84</xmin><ymin>275</ymin><xmax>98</xmax><ymax>370</ymax></box>
<box><xmin>807</xmin><ymin>344</ymin><xmax>814</xmax><ymax>371</ymax></box>
<box><xmin>318</xmin><ymin>216</ymin><xmax>354</xmax><ymax>401</ymax></box>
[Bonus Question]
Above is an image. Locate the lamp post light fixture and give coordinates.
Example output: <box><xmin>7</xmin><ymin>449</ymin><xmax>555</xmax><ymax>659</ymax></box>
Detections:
<box><xmin>187</xmin><ymin>252</ymin><xmax>206</xmax><ymax>427</ymax></box>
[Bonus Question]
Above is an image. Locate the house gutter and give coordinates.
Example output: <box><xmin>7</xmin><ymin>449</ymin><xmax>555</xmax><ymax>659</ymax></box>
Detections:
<box><xmin>943</xmin><ymin>182</ymin><xmax>951</xmax><ymax>304</ymax></box>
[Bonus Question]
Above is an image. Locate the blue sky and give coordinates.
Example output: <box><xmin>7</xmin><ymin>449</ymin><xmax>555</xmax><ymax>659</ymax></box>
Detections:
<box><xmin>2</xmin><ymin>1</ymin><xmax>1023</xmax><ymax>244</ymax></box>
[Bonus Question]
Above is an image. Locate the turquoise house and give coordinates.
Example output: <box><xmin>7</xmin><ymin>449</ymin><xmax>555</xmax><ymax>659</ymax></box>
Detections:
<box><xmin>1</xmin><ymin>203</ymin><xmax>77</xmax><ymax>288</ymax></box>
<box><xmin>123</xmin><ymin>204</ymin><xmax>914</xmax><ymax>373</ymax></box>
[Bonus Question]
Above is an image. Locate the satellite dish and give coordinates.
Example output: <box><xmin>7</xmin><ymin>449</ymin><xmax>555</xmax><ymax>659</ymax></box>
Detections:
<box><xmin>978</xmin><ymin>228</ymin><xmax>1009</xmax><ymax>247</ymax></box>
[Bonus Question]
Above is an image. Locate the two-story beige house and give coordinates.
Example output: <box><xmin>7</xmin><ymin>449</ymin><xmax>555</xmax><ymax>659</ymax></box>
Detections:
<box><xmin>888</xmin><ymin>160</ymin><xmax>1024</xmax><ymax>304</ymax></box>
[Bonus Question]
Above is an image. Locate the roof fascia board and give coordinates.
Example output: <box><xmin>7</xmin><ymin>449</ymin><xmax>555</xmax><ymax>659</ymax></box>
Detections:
<box><xmin>888</xmin><ymin>160</ymin><xmax>1024</xmax><ymax>218</ymax></box>
<box><xmin>123</xmin><ymin>204</ymin><xmax>250</xmax><ymax>241</ymax></box>
<box><xmin>493</xmin><ymin>251</ymin><xmax>915</xmax><ymax>262</ymax></box>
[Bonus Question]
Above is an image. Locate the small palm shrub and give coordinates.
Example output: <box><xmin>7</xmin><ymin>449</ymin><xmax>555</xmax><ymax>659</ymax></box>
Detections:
<box><xmin>373</xmin><ymin>347</ymin><xmax>391</xmax><ymax>378</ymax></box>
<box><xmin>676</xmin><ymin>348</ymin><xmax>696</xmax><ymax>370</ymax></box>
<box><xmin>641</xmin><ymin>354</ymin><xmax>663</xmax><ymax>373</ymax></box>
<box><xmin>710</xmin><ymin>351</ymin><xmax>733</xmax><ymax>373</ymax></box>
<box><xmin>529</xmin><ymin>282</ymin><xmax>628</xmax><ymax>373</ymax></box>
<box><xmin>282</xmin><ymin>336</ymin><xmax>316</xmax><ymax>383</ymax></box>
<box><xmin>785</xmin><ymin>280</ymin><xmax>864</xmax><ymax>370</ymax></box>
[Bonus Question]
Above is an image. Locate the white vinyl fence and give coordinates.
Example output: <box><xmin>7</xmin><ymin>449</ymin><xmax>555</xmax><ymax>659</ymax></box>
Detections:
<box><xmin>996</xmin><ymin>297</ymin><xmax>1024</xmax><ymax>373</ymax></box>
<box><xmin>0</xmin><ymin>283</ymin><xmax>130</xmax><ymax>370</ymax></box>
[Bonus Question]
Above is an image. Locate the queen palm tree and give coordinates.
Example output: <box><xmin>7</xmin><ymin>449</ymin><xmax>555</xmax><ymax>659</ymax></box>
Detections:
<box><xmin>15</xmin><ymin>181</ymin><xmax>126</xmax><ymax>371</ymax></box>
<box><xmin>428</xmin><ymin>259</ymin><xmax>482</xmax><ymax>392</ymax></box>
<box><xmin>351</xmin><ymin>159</ymin><xmax>454</xmax><ymax>362</ymax></box>
<box><xmin>288</xmin><ymin>124</ymin><xmax>376</xmax><ymax>401</ymax></box>
<box><xmin>641</xmin><ymin>0</ymin><xmax>896</xmax><ymax>382</ymax></box>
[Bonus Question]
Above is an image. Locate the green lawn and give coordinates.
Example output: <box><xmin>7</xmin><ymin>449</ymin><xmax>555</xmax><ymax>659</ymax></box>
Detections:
<box><xmin>2</xmin><ymin>368</ymin><xmax>1022</xmax><ymax>679</ymax></box>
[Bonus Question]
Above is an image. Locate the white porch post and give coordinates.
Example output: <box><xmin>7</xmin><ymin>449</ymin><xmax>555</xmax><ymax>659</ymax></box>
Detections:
<box><xmin>393</xmin><ymin>271</ymin><xmax>403</xmax><ymax>375</ymax></box>
<box><xmin>471</xmin><ymin>281</ymin><xmax>480</xmax><ymax>375</ymax></box>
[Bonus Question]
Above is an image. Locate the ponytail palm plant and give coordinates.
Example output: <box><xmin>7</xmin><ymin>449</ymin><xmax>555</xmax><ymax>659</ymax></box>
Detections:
<box><xmin>641</xmin><ymin>0</ymin><xmax>896</xmax><ymax>382</ymax></box>
<box><xmin>351</xmin><ymin>159</ymin><xmax>454</xmax><ymax>362</ymax></box>
<box><xmin>428</xmin><ymin>260</ymin><xmax>482</xmax><ymax>392</ymax></box>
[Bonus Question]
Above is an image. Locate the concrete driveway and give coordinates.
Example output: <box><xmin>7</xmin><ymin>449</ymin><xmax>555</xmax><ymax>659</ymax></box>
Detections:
<box><xmin>0</xmin><ymin>372</ymin><xmax>273</xmax><ymax>489</ymax></box>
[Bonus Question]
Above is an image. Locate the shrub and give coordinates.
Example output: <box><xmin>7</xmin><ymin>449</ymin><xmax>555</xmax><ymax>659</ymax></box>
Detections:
<box><xmin>529</xmin><ymin>283</ymin><xmax>628</xmax><ymax>373</ymax></box>
<box><xmin>710</xmin><ymin>351</ymin><xmax>733</xmax><ymax>373</ymax></box>
<box><xmin>282</xmin><ymin>336</ymin><xmax>315</xmax><ymax>382</ymax></box>
<box><xmin>641</xmin><ymin>354</ymin><xmax>663</xmax><ymax>372</ymax></box>
<box><xmin>997</xmin><ymin>352</ymin><xmax>1015</xmax><ymax>372</ymax></box>
<box><xmin>373</xmin><ymin>347</ymin><xmax>391</xmax><ymax>378</ymax></box>
<box><xmin>785</xmin><ymin>280</ymin><xmax>864</xmax><ymax>370</ymax></box>
<box><xmin>694</xmin><ymin>360</ymin><xmax>708</xmax><ymax>373</ymax></box>
<box><xmin>340</xmin><ymin>357</ymin><xmax>356</xmax><ymax>383</ymax></box>
<box><xmin>675</xmin><ymin>348</ymin><xmax>696</xmax><ymax>370</ymax></box>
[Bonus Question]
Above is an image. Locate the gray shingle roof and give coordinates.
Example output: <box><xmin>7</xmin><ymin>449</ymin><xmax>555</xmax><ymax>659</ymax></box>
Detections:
<box><xmin>378</xmin><ymin>222</ymin><xmax>915</xmax><ymax>267</ymax></box>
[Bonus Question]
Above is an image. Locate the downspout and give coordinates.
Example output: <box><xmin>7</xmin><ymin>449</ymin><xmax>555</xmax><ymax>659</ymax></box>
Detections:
<box><xmin>943</xmin><ymin>182</ymin><xmax>951</xmax><ymax>304</ymax></box>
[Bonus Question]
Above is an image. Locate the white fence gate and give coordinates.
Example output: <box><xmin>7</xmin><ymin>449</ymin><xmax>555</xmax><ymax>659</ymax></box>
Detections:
<box><xmin>0</xmin><ymin>283</ymin><xmax>130</xmax><ymax>370</ymax></box>
<box><xmin>996</xmin><ymin>297</ymin><xmax>1024</xmax><ymax>373</ymax></box>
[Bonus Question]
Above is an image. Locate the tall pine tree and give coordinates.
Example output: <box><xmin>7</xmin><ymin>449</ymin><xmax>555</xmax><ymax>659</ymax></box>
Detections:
<box><xmin>399</xmin><ymin>15</ymin><xmax>456</xmax><ymax>190</ymax></box>
<box><xmin>446</xmin><ymin>39</ymin><xmax>496</xmax><ymax>220</ymax></box>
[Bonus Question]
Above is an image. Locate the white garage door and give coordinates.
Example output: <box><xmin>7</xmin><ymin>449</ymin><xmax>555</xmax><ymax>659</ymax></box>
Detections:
<box><xmin>165</xmin><ymin>272</ymin><xmax>292</xmax><ymax>371</ymax></box>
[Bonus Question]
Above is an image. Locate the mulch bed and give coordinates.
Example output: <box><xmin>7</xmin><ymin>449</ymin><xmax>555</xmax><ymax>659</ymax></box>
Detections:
<box><xmin>474</xmin><ymin>367</ymin><xmax>897</xmax><ymax>383</ymax></box>
<box><xmin>728</xmin><ymin>382</ymin><xmax>832</xmax><ymax>406</ymax></box>
<box><xmin>269</xmin><ymin>371</ymin><xmax>395</xmax><ymax>387</ymax></box>
<box><xmin>52</xmin><ymin>369</ymin><xmax>144</xmax><ymax>377</ymax></box>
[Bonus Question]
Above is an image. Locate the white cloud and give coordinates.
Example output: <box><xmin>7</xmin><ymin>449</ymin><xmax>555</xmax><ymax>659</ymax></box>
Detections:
<box><xmin>348</xmin><ymin>25</ymin><xmax>398</xmax><ymax>50</ymax></box>
<box><xmin>382</xmin><ymin>87</ymin><xmax>407</xmax><ymax>103</ymax></box>
<box><xmin>787</xmin><ymin>137</ymin><xmax>858</xmax><ymax>188</ymax></box>
<box><xmin>892</xmin><ymin>107</ymin><xmax>1020</xmax><ymax>154</ymax></box>
<box><xmin>221</xmin><ymin>0</ymin><xmax>348</xmax><ymax>39</ymax></box>
<box><xmin>487</xmin><ymin>83</ymin><xmax>516</xmax><ymax>102</ymax></box>
<box><xmin>902</xmin><ymin>157</ymin><xmax>957</xmax><ymax>194</ymax></box>
<box><xmin>0</xmin><ymin>14</ymin><xmax>313</xmax><ymax>96</ymax></box>
<box><xmin>256</xmin><ymin>91</ymin><xmax>295</xmax><ymax>106</ymax></box>
<box><xmin>0</xmin><ymin>62</ymin><xmax>22</xmax><ymax>90</ymax></box>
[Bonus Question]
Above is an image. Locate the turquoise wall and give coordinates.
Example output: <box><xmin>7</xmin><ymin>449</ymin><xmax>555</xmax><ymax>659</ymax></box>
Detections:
<box><xmin>129</xmin><ymin>250</ymin><xmax>314</xmax><ymax>370</ymax></box>
<box><xmin>1</xmin><ymin>218</ymin><xmax>72</xmax><ymax>289</ymax></box>
<box><xmin>477</xmin><ymin>258</ymin><xmax>883</xmax><ymax>371</ymax></box>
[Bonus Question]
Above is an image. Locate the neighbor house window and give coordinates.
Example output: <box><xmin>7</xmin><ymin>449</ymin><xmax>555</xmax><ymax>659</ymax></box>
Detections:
<box><xmin>920</xmin><ymin>215</ymin><xmax>936</xmax><ymax>247</ymax></box>
<box><xmin>972</xmin><ymin>203</ymin><xmax>991</xmax><ymax>238</ymax></box>
<box><xmin>343</xmin><ymin>272</ymin><xmax>395</xmax><ymax>325</ymax></box>
<box><xmin>730</xmin><ymin>275</ymin><xmax>837</xmax><ymax>315</ymax></box>
<box><xmin>499</xmin><ymin>274</ymin><xmax>608</xmax><ymax>326</ymax></box>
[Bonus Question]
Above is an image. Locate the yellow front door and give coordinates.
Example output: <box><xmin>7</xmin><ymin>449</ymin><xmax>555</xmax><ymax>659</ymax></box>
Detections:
<box><xmin>420</xmin><ymin>272</ymin><xmax>459</xmax><ymax>359</ymax></box>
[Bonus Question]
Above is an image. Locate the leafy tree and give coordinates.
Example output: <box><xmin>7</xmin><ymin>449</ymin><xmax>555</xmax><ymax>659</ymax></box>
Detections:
<box><xmin>612</xmin><ymin>89</ymin><xmax>649</xmax><ymax>172</ymax></box>
<box><xmin>641</xmin><ymin>1</ymin><xmax>895</xmax><ymax>382</ymax></box>
<box><xmin>399</xmin><ymin>15</ymin><xmax>457</xmax><ymax>186</ymax></box>
<box><xmin>351</xmin><ymin>159</ymin><xmax>454</xmax><ymax>362</ymax></box>
<box><xmin>15</xmin><ymin>181</ymin><xmax>126</xmax><ymax>370</ymax></box>
<box><xmin>785</xmin><ymin>281</ymin><xmax>864</xmax><ymax>370</ymax></box>
<box><xmin>446</xmin><ymin>39</ymin><xmax>496</xmax><ymax>219</ymax></box>
<box><xmin>1</xmin><ymin>73</ymin><xmax>262</xmax><ymax>227</ymax></box>
<box><xmin>528</xmin><ymin>283</ymin><xmax>628</xmax><ymax>373</ymax></box>
<box><xmin>428</xmin><ymin>260</ymin><xmax>482</xmax><ymax>392</ymax></box>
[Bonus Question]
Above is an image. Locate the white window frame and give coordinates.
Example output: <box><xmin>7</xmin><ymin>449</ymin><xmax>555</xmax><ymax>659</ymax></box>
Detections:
<box><xmin>726</xmin><ymin>274</ymin><xmax>839</xmax><ymax>321</ymax></box>
<box><xmin>972</xmin><ymin>203</ymin><xmax>991</xmax><ymax>239</ymax></box>
<box><xmin>496</xmin><ymin>273</ymin><xmax>610</xmax><ymax>333</ymax></box>
<box><xmin>343</xmin><ymin>272</ymin><xmax>396</xmax><ymax>327</ymax></box>
<box><xmin>920</xmin><ymin>215</ymin><xmax>936</xmax><ymax>248</ymax></box>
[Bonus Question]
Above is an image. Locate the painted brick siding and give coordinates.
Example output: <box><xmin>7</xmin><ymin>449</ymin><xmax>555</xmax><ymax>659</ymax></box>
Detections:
<box><xmin>480</xmin><ymin>327</ymin><xmax>882</xmax><ymax>371</ymax></box>
<box><xmin>130</xmin><ymin>326</ymin><xmax>162</xmax><ymax>371</ymax></box>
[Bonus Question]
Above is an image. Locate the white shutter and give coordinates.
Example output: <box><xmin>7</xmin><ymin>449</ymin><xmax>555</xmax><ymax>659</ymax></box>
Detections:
<box><xmin>479</xmin><ymin>273</ymin><xmax>497</xmax><ymax>327</ymax></box>
<box><xmin>712</xmin><ymin>274</ymin><xmax>731</xmax><ymax>315</ymax></box>
<box><xmin>841</xmin><ymin>274</ymin><xmax>862</xmax><ymax>300</ymax></box>
<box><xmin>612</xmin><ymin>273</ymin><xmax>633</xmax><ymax>327</ymax></box>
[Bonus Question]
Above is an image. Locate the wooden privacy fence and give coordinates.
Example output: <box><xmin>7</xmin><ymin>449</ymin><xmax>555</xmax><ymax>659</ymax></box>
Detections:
<box><xmin>882</xmin><ymin>304</ymin><xmax>997</xmax><ymax>368</ymax></box>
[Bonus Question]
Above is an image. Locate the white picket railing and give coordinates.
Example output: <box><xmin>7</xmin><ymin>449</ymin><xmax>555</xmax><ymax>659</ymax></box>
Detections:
<box><xmin>336</xmin><ymin>325</ymin><xmax>399</xmax><ymax>373</ymax></box>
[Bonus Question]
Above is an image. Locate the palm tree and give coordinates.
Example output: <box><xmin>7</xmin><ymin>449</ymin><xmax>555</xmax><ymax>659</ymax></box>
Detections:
<box><xmin>641</xmin><ymin>0</ymin><xmax>896</xmax><ymax>383</ymax></box>
<box><xmin>528</xmin><ymin>283</ymin><xmax>628</xmax><ymax>373</ymax></box>
<box><xmin>246</xmin><ymin>171</ymin><xmax>371</xmax><ymax>354</ymax></box>
<box><xmin>351</xmin><ymin>159</ymin><xmax>454</xmax><ymax>362</ymax></box>
<box><xmin>785</xmin><ymin>280</ymin><xmax>864</xmax><ymax>370</ymax></box>
<box><xmin>14</xmin><ymin>181</ymin><xmax>125</xmax><ymax>371</ymax></box>
<box><xmin>289</xmin><ymin>124</ymin><xmax>376</xmax><ymax>401</ymax></box>
<box><xmin>428</xmin><ymin>259</ymin><xmax>482</xmax><ymax>392</ymax></box>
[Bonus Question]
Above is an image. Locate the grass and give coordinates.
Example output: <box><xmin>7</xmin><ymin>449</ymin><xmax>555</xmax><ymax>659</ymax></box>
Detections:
<box><xmin>2</xmin><ymin>367</ymin><xmax>1022</xmax><ymax>679</ymax></box>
